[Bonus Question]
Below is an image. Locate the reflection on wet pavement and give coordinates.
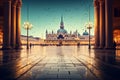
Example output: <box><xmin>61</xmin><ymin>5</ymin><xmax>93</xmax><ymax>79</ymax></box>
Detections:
<box><xmin>18</xmin><ymin>51</ymin><xmax>97</xmax><ymax>80</ymax></box>
<box><xmin>0</xmin><ymin>46</ymin><xmax>120</xmax><ymax>80</ymax></box>
<box><xmin>0</xmin><ymin>46</ymin><xmax>45</xmax><ymax>80</ymax></box>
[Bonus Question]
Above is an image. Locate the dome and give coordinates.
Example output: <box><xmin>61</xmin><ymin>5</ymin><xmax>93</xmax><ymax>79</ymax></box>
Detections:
<box><xmin>83</xmin><ymin>30</ymin><xmax>89</xmax><ymax>35</ymax></box>
<box><xmin>57</xmin><ymin>28</ymin><xmax>67</xmax><ymax>34</ymax></box>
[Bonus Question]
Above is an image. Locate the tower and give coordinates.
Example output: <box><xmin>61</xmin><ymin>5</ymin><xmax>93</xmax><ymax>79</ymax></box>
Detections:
<box><xmin>46</xmin><ymin>29</ymin><xmax>48</xmax><ymax>39</ymax></box>
<box><xmin>46</xmin><ymin>29</ymin><xmax>48</xmax><ymax>34</ymax></box>
<box><xmin>52</xmin><ymin>30</ymin><xmax>53</xmax><ymax>34</ymax></box>
<box><xmin>60</xmin><ymin>16</ymin><xmax>64</xmax><ymax>29</ymax></box>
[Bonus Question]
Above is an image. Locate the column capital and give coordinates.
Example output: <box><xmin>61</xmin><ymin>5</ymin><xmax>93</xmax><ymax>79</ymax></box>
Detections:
<box><xmin>94</xmin><ymin>0</ymin><xmax>99</xmax><ymax>7</ymax></box>
<box><xmin>12</xmin><ymin>0</ymin><xmax>18</xmax><ymax>7</ymax></box>
<box><xmin>3</xmin><ymin>0</ymin><xmax>12</xmax><ymax>4</ymax></box>
<box><xmin>16</xmin><ymin>0</ymin><xmax>22</xmax><ymax>8</ymax></box>
<box><xmin>4</xmin><ymin>0</ymin><xmax>12</xmax><ymax>1</ymax></box>
<box><xmin>99</xmin><ymin>0</ymin><xmax>105</xmax><ymax>5</ymax></box>
<box><xmin>4</xmin><ymin>0</ymin><xmax>12</xmax><ymax>3</ymax></box>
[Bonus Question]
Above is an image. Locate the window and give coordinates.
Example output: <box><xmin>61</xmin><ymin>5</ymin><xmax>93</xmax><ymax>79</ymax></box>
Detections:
<box><xmin>0</xmin><ymin>6</ymin><xmax>3</xmax><ymax>17</ymax></box>
<box><xmin>114</xmin><ymin>8</ymin><xmax>120</xmax><ymax>17</ymax></box>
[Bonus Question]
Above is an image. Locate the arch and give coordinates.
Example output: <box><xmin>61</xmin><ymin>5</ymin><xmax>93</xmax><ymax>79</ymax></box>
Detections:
<box><xmin>113</xmin><ymin>29</ymin><xmax>120</xmax><ymax>45</ymax></box>
<box><xmin>57</xmin><ymin>34</ymin><xmax>64</xmax><ymax>39</ymax></box>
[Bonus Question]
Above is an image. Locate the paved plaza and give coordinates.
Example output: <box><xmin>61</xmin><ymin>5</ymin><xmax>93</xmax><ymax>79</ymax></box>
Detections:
<box><xmin>0</xmin><ymin>46</ymin><xmax>120</xmax><ymax>80</ymax></box>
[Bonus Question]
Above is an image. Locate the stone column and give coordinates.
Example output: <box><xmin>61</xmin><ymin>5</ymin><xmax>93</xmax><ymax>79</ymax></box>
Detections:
<box><xmin>94</xmin><ymin>0</ymin><xmax>100</xmax><ymax>48</ymax></box>
<box><xmin>11</xmin><ymin>0</ymin><xmax>17</xmax><ymax>49</ymax></box>
<box><xmin>2</xmin><ymin>0</ymin><xmax>11</xmax><ymax>49</ymax></box>
<box><xmin>16</xmin><ymin>1</ymin><xmax>22</xmax><ymax>49</ymax></box>
<box><xmin>99</xmin><ymin>0</ymin><xmax>105</xmax><ymax>49</ymax></box>
<box><xmin>105</xmin><ymin>0</ymin><xmax>113</xmax><ymax>49</ymax></box>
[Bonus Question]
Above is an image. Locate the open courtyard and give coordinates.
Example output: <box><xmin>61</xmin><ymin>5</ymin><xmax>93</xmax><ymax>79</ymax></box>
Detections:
<box><xmin>0</xmin><ymin>46</ymin><xmax>120</xmax><ymax>80</ymax></box>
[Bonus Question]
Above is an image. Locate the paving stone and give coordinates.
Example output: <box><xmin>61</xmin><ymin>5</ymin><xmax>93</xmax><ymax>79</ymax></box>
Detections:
<box><xmin>58</xmin><ymin>71</ymin><xmax>69</xmax><ymax>75</ymax></box>
<box><xmin>1</xmin><ymin>46</ymin><xmax>109</xmax><ymax>80</ymax></box>
<box><xmin>38</xmin><ymin>74</ymin><xmax>58</xmax><ymax>79</ymax></box>
<box><xmin>58</xmin><ymin>74</ymin><xmax>70</xmax><ymax>78</ymax></box>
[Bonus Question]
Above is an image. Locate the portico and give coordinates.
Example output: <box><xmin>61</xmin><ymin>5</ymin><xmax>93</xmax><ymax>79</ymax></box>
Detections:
<box><xmin>94</xmin><ymin>0</ymin><xmax>114</xmax><ymax>49</ymax></box>
<box><xmin>1</xmin><ymin>0</ymin><xmax>22</xmax><ymax>49</ymax></box>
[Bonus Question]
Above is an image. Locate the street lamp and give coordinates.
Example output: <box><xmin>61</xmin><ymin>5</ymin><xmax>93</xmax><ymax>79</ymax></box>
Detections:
<box><xmin>86</xmin><ymin>22</ymin><xmax>93</xmax><ymax>49</ymax></box>
<box><xmin>85</xmin><ymin>4</ymin><xmax>93</xmax><ymax>49</ymax></box>
<box><xmin>23</xmin><ymin>21</ymin><xmax>32</xmax><ymax>49</ymax></box>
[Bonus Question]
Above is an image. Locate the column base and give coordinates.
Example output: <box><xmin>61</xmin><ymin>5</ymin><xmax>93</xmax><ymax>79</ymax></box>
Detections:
<box><xmin>15</xmin><ymin>46</ymin><xmax>22</xmax><ymax>50</ymax></box>
<box><xmin>98</xmin><ymin>46</ymin><xmax>105</xmax><ymax>49</ymax></box>
<box><xmin>1</xmin><ymin>46</ymin><xmax>12</xmax><ymax>50</ymax></box>
<box><xmin>104</xmin><ymin>46</ymin><xmax>116</xmax><ymax>50</ymax></box>
<box><xmin>93</xmin><ymin>46</ymin><xmax>100</xmax><ymax>49</ymax></box>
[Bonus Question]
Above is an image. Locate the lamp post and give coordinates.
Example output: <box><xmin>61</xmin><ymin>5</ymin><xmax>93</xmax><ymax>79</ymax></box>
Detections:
<box><xmin>86</xmin><ymin>22</ymin><xmax>92</xmax><ymax>49</ymax></box>
<box><xmin>23</xmin><ymin>22</ymin><xmax>32</xmax><ymax>49</ymax></box>
<box><xmin>86</xmin><ymin>4</ymin><xmax>93</xmax><ymax>49</ymax></box>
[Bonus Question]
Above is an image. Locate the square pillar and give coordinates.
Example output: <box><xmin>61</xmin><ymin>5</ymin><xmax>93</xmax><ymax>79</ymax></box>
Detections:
<box><xmin>99</xmin><ymin>0</ymin><xmax>105</xmax><ymax>49</ymax></box>
<box><xmin>105</xmin><ymin>0</ymin><xmax>114</xmax><ymax>49</ymax></box>
<box><xmin>2</xmin><ymin>0</ymin><xmax>12</xmax><ymax>49</ymax></box>
<box><xmin>94</xmin><ymin>0</ymin><xmax>100</xmax><ymax>48</ymax></box>
<box><xmin>11</xmin><ymin>1</ymin><xmax>17</xmax><ymax>49</ymax></box>
<box><xmin>16</xmin><ymin>1</ymin><xmax>22</xmax><ymax>49</ymax></box>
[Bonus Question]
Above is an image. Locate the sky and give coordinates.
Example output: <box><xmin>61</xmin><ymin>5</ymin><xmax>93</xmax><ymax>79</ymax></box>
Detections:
<box><xmin>21</xmin><ymin>0</ymin><xmax>94</xmax><ymax>39</ymax></box>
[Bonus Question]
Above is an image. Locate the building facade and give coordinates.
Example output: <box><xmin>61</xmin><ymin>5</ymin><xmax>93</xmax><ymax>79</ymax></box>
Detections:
<box><xmin>21</xmin><ymin>35</ymin><xmax>41</xmax><ymax>45</ymax></box>
<box><xmin>46</xmin><ymin>17</ymin><xmax>79</xmax><ymax>41</ymax></box>
<box><xmin>113</xmin><ymin>0</ymin><xmax>120</xmax><ymax>45</ymax></box>
<box><xmin>45</xmin><ymin>17</ymin><xmax>95</xmax><ymax>45</ymax></box>
<box><xmin>94</xmin><ymin>0</ymin><xmax>120</xmax><ymax>49</ymax></box>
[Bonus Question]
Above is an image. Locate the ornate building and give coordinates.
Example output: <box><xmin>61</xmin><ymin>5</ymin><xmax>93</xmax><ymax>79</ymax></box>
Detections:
<box><xmin>45</xmin><ymin>17</ymin><xmax>95</xmax><ymax>45</ymax></box>
<box><xmin>46</xmin><ymin>17</ymin><xmax>79</xmax><ymax>41</ymax></box>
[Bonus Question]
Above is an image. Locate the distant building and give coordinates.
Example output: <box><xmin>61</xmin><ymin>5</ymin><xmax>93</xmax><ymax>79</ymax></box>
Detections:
<box><xmin>46</xmin><ymin>16</ymin><xmax>79</xmax><ymax>41</ymax></box>
<box><xmin>79</xmin><ymin>30</ymin><xmax>94</xmax><ymax>45</ymax></box>
<box><xmin>21</xmin><ymin>35</ymin><xmax>42</xmax><ymax>45</ymax></box>
<box><xmin>45</xmin><ymin>16</ymin><xmax>94</xmax><ymax>45</ymax></box>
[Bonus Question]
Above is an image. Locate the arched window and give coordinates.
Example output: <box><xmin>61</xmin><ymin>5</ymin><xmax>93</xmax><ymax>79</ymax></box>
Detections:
<box><xmin>113</xmin><ymin>30</ymin><xmax>120</xmax><ymax>44</ymax></box>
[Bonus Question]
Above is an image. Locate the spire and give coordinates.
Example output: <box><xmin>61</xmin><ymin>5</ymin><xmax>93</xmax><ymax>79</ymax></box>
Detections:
<box><xmin>60</xmin><ymin>16</ymin><xmax>64</xmax><ymax>29</ymax></box>
<box><xmin>70</xmin><ymin>31</ymin><xmax>72</xmax><ymax>35</ymax></box>
<box><xmin>52</xmin><ymin>30</ymin><xmax>53</xmax><ymax>34</ymax></box>
<box><xmin>46</xmin><ymin>29</ymin><xmax>48</xmax><ymax>34</ymax></box>
<box><xmin>76</xmin><ymin>30</ymin><xmax>78</xmax><ymax>33</ymax></box>
<box><xmin>61</xmin><ymin>16</ymin><xmax>63</xmax><ymax>23</ymax></box>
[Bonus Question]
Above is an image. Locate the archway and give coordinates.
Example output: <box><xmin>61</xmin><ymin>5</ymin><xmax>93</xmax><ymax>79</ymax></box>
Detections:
<box><xmin>113</xmin><ymin>29</ymin><xmax>120</xmax><ymax>45</ymax></box>
<box><xmin>57</xmin><ymin>34</ymin><xmax>64</xmax><ymax>39</ymax></box>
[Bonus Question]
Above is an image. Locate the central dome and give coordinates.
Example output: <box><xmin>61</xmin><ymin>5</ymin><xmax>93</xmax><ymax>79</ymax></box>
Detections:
<box><xmin>57</xmin><ymin>28</ymin><xmax>67</xmax><ymax>34</ymax></box>
<box><xmin>57</xmin><ymin>16</ymin><xmax>67</xmax><ymax>34</ymax></box>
